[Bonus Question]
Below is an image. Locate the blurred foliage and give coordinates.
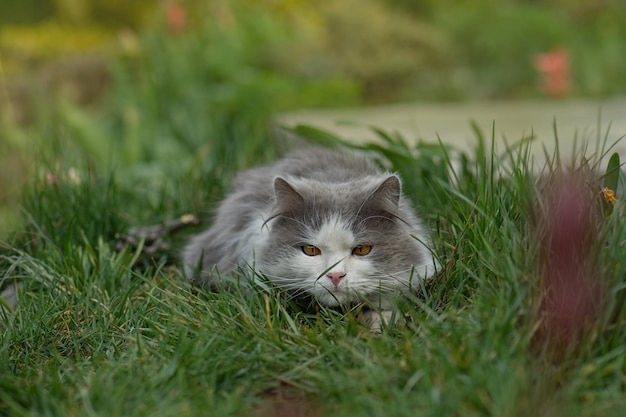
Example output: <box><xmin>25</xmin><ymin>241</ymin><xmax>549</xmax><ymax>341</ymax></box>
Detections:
<box><xmin>2</xmin><ymin>0</ymin><xmax>626</xmax><ymax>105</ymax></box>
<box><xmin>0</xmin><ymin>0</ymin><xmax>154</xmax><ymax>26</ymax></box>
<box><xmin>0</xmin><ymin>0</ymin><xmax>56</xmax><ymax>25</ymax></box>
<box><xmin>435</xmin><ymin>3</ymin><xmax>573</xmax><ymax>98</ymax></box>
<box><xmin>399</xmin><ymin>0</ymin><xmax>624</xmax><ymax>99</ymax></box>
<box><xmin>1</xmin><ymin>22</ymin><xmax>112</xmax><ymax>65</ymax></box>
<box><xmin>0</xmin><ymin>0</ymin><xmax>153</xmax><ymax>77</ymax></box>
<box><xmin>387</xmin><ymin>0</ymin><xmax>626</xmax><ymax>99</ymax></box>
<box><xmin>0</xmin><ymin>0</ymin><xmax>362</xmax><ymax>237</ymax></box>
<box><xmin>312</xmin><ymin>0</ymin><xmax>448</xmax><ymax>101</ymax></box>
<box><xmin>2</xmin><ymin>0</ymin><xmax>626</xmax><ymax>236</ymax></box>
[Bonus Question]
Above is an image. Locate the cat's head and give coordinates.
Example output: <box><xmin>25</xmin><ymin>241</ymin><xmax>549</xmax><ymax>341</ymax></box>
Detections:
<box><xmin>257</xmin><ymin>174</ymin><xmax>437</xmax><ymax>307</ymax></box>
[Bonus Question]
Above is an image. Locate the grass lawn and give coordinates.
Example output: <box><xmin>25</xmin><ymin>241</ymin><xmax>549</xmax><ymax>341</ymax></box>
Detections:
<box><xmin>3</xmin><ymin>2</ymin><xmax>626</xmax><ymax>415</ymax></box>
<box><xmin>1</xmin><ymin>119</ymin><xmax>626</xmax><ymax>416</ymax></box>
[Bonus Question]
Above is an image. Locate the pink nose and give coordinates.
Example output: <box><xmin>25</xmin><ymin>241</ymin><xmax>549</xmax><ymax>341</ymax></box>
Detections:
<box><xmin>327</xmin><ymin>271</ymin><xmax>346</xmax><ymax>286</ymax></box>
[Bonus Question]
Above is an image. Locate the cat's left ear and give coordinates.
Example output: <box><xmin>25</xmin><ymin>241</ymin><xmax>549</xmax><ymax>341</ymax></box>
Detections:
<box><xmin>369</xmin><ymin>175</ymin><xmax>401</xmax><ymax>213</ymax></box>
<box><xmin>273</xmin><ymin>177</ymin><xmax>304</xmax><ymax>212</ymax></box>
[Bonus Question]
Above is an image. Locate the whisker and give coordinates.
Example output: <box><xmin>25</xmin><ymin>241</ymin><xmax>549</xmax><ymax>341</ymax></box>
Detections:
<box><xmin>357</xmin><ymin>214</ymin><xmax>397</xmax><ymax>225</ymax></box>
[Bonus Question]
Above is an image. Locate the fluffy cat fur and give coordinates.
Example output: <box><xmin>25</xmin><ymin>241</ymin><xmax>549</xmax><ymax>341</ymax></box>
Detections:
<box><xmin>183</xmin><ymin>147</ymin><xmax>438</xmax><ymax>327</ymax></box>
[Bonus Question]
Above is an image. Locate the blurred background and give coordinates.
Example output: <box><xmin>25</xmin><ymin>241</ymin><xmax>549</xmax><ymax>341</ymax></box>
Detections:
<box><xmin>1</xmin><ymin>0</ymin><xmax>626</xmax><ymax>234</ymax></box>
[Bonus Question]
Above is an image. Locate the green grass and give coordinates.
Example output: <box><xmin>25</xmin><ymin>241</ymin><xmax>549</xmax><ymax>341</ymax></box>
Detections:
<box><xmin>3</xmin><ymin>4</ymin><xmax>626</xmax><ymax>415</ymax></box>
<box><xmin>2</xmin><ymin>118</ymin><xmax>626</xmax><ymax>416</ymax></box>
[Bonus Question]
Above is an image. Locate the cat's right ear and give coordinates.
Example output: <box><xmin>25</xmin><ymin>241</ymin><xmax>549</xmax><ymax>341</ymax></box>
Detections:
<box><xmin>273</xmin><ymin>177</ymin><xmax>304</xmax><ymax>212</ymax></box>
<box><xmin>369</xmin><ymin>175</ymin><xmax>401</xmax><ymax>213</ymax></box>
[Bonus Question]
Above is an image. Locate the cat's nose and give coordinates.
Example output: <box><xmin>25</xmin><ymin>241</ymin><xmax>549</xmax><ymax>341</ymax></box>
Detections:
<box><xmin>326</xmin><ymin>271</ymin><xmax>346</xmax><ymax>286</ymax></box>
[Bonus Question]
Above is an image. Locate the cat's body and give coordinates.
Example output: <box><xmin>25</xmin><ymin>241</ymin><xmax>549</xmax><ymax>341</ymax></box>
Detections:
<box><xmin>183</xmin><ymin>147</ymin><xmax>438</xmax><ymax>326</ymax></box>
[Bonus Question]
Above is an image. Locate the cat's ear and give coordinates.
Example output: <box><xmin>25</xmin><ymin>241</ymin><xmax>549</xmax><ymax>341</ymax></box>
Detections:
<box><xmin>273</xmin><ymin>177</ymin><xmax>304</xmax><ymax>211</ymax></box>
<box><xmin>368</xmin><ymin>175</ymin><xmax>401</xmax><ymax>213</ymax></box>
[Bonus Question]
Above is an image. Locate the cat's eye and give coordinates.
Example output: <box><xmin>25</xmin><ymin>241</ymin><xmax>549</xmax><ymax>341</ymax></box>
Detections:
<box><xmin>301</xmin><ymin>245</ymin><xmax>321</xmax><ymax>256</ymax></box>
<box><xmin>352</xmin><ymin>245</ymin><xmax>372</xmax><ymax>256</ymax></box>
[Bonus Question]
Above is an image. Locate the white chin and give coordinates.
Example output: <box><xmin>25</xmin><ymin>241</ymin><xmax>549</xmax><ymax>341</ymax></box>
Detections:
<box><xmin>313</xmin><ymin>289</ymin><xmax>352</xmax><ymax>307</ymax></box>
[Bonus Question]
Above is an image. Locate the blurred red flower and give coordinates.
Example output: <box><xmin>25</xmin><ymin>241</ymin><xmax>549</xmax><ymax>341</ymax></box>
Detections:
<box><xmin>166</xmin><ymin>1</ymin><xmax>187</xmax><ymax>34</ymax></box>
<box><xmin>536</xmin><ymin>174</ymin><xmax>602</xmax><ymax>353</ymax></box>
<box><xmin>533</xmin><ymin>48</ymin><xmax>571</xmax><ymax>98</ymax></box>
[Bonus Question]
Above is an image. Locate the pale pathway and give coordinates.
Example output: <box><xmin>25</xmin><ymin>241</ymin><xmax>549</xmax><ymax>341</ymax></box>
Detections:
<box><xmin>278</xmin><ymin>97</ymin><xmax>626</xmax><ymax>162</ymax></box>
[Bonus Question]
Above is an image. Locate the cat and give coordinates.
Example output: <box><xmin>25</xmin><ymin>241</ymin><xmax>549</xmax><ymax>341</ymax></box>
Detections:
<box><xmin>182</xmin><ymin>147</ymin><xmax>439</xmax><ymax>328</ymax></box>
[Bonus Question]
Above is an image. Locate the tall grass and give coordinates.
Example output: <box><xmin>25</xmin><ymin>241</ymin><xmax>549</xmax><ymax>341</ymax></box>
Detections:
<box><xmin>2</xmin><ymin>117</ymin><xmax>625</xmax><ymax>416</ymax></box>
<box><xmin>2</xmin><ymin>4</ymin><xmax>626</xmax><ymax>415</ymax></box>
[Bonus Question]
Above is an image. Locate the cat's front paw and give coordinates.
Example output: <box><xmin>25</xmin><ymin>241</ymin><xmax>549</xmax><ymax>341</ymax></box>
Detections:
<box><xmin>360</xmin><ymin>309</ymin><xmax>393</xmax><ymax>332</ymax></box>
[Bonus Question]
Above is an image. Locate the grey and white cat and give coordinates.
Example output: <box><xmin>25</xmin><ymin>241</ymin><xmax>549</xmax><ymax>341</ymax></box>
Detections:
<box><xmin>183</xmin><ymin>147</ymin><xmax>438</xmax><ymax>327</ymax></box>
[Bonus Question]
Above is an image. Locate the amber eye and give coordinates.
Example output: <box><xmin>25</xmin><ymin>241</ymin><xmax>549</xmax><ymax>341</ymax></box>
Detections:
<box><xmin>352</xmin><ymin>245</ymin><xmax>372</xmax><ymax>256</ymax></box>
<box><xmin>301</xmin><ymin>245</ymin><xmax>321</xmax><ymax>256</ymax></box>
